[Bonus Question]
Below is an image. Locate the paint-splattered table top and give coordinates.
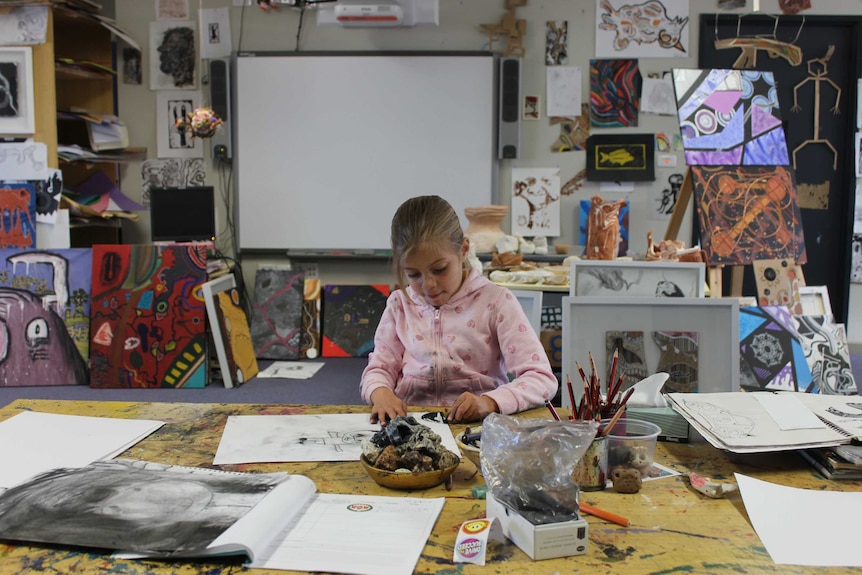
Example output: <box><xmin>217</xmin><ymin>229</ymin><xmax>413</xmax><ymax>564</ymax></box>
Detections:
<box><xmin>0</xmin><ymin>399</ymin><xmax>858</xmax><ymax>575</ymax></box>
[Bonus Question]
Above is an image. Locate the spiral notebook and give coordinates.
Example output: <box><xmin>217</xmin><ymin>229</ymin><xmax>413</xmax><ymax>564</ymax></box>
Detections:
<box><xmin>667</xmin><ymin>391</ymin><xmax>862</xmax><ymax>453</ymax></box>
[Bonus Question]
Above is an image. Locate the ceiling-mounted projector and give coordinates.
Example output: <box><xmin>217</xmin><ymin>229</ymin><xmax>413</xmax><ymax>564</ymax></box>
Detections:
<box><xmin>317</xmin><ymin>0</ymin><xmax>438</xmax><ymax>27</ymax></box>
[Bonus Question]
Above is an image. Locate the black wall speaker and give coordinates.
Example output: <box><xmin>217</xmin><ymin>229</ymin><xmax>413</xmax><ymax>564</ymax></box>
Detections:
<box><xmin>498</xmin><ymin>57</ymin><xmax>520</xmax><ymax>160</ymax></box>
<box><xmin>209</xmin><ymin>58</ymin><xmax>232</xmax><ymax>161</ymax></box>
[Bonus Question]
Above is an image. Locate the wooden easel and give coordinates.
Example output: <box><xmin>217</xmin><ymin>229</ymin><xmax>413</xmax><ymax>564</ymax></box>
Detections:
<box><xmin>663</xmin><ymin>168</ymin><xmax>744</xmax><ymax>298</ymax></box>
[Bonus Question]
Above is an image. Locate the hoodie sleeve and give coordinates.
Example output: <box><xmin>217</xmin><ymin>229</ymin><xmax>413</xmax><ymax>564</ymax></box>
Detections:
<box><xmin>359</xmin><ymin>292</ymin><xmax>406</xmax><ymax>405</ymax></box>
<box><xmin>482</xmin><ymin>289</ymin><xmax>558</xmax><ymax>415</ymax></box>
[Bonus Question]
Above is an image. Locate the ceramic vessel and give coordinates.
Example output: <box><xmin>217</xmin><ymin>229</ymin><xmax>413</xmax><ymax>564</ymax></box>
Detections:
<box><xmin>465</xmin><ymin>205</ymin><xmax>509</xmax><ymax>253</ymax></box>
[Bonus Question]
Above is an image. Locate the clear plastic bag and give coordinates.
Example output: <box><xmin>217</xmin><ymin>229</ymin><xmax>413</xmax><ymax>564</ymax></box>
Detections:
<box><xmin>481</xmin><ymin>413</ymin><xmax>598</xmax><ymax>525</ymax></box>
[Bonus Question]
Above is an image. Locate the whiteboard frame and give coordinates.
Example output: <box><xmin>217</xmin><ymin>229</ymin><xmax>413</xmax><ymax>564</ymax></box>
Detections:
<box><xmin>232</xmin><ymin>51</ymin><xmax>498</xmax><ymax>253</ymax></box>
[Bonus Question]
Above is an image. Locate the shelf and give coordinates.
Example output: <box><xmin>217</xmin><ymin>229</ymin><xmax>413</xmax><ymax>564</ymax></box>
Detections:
<box><xmin>492</xmin><ymin>282</ymin><xmax>569</xmax><ymax>293</ymax></box>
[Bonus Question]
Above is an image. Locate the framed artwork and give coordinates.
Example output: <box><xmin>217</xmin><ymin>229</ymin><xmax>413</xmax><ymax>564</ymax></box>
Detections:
<box><xmin>690</xmin><ymin>165</ymin><xmax>806</xmax><ymax>266</ymax></box>
<box><xmin>0</xmin><ymin>46</ymin><xmax>35</xmax><ymax>135</ymax></box>
<box><xmin>799</xmin><ymin>285</ymin><xmax>832</xmax><ymax>317</ymax></box>
<box><xmin>569</xmin><ymin>260</ymin><xmax>706</xmax><ymax>298</ymax></box>
<box><xmin>156</xmin><ymin>91</ymin><xmax>203</xmax><ymax>158</ymax></box>
<box><xmin>561</xmin><ymin>296</ymin><xmax>739</xmax><ymax>409</ymax></box>
<box><xmin>672</xmin><ymin>68</ymin><xmax>790</xmax><ymax>166</ymax></box>
<box><xmin>509</xmin><ymin>289</ymin><xmax>543</xmax><ymax>334</ymax></box>
<box><xmin>585</xmin><ymin>134</ymin><xmax>655</xmax><ymax>182</ymax></box>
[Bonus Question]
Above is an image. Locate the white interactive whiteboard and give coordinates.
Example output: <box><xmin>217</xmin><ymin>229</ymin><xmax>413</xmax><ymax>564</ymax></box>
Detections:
<box><xmin>234</xmin><ymin>52</ymin><xmax>498</xmax><ymax>252</ymax></box>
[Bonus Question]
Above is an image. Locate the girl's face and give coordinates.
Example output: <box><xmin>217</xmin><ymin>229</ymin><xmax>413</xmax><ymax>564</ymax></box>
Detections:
<box><xmin>401</xmin><ymin>240</ymin><xmax>468</xmax><ymax>307</ymax></box>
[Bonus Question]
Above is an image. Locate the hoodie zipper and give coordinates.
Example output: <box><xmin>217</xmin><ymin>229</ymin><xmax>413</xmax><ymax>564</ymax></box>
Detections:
<box><xmin>434</xmin><ymin>307</ymin><xmax>443</xmax><ymax>404</ymax></box>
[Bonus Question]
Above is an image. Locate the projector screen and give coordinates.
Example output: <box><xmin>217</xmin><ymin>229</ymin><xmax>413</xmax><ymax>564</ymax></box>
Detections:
<box><xmin>233</xmin><ymin>52</ymin><xmax>497</xmax><ymax>252</ymax></box>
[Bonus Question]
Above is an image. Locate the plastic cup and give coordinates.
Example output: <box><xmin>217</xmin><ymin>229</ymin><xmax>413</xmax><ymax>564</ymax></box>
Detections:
<box><xmin>603</xmin><ymin>418</ymin><xmax>661</xmax><ymax>477</ymax></box>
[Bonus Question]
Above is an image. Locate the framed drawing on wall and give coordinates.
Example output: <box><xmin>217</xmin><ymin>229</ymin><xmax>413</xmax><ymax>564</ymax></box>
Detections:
<box><xmin>561</xmin><ymin>296</ymin><xmax>739</xmax><ymax>409</ymax></box>
<box><xmin>0</xmin><ymin>47</ymin><xmax>35</xmax><ymax>135</ymax></box>
<box><xmin>569</xmin><ymin>260</ymin><xmax>705</xmax><ymax>298</ymax></box>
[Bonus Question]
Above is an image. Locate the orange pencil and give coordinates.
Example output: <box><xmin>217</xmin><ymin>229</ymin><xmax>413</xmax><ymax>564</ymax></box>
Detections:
<box><xmin>580</xmin><ymin>502</ymin><xmax>630</xmax><ymax>527</ymax></box>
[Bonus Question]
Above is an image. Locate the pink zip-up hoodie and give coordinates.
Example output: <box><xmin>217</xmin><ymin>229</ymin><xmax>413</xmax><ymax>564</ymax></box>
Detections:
<box><xmin>360</xmin><ymin>269</ymin><xmax>558</xmax><ymax>414</ymax></box>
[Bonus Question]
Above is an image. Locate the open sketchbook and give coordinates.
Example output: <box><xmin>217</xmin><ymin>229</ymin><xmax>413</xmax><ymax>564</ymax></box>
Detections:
<box><xmin>0</xmin><ymin>459</ymin><xmax>444</xmax><ymax>575</ymax></box>
<box><xmin>667</xmin><ymin>391</ymin><xmax>862</xmax><ymax>453</ymax></box>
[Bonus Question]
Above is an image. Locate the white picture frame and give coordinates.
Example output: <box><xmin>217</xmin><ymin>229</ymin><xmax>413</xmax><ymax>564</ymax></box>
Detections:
<box><xmin>561</xmin><ymin>296</ymin><xmax>739</xmax><ymax>408</ymax></box>
<box><xmin>0</xmin><ymin>46</ymin><xmax>35</xmax><ymax>135</ymax></box>
<box><xmin>509</xmin><ymin>289</ymin><xmax>543</xmax><ymax>334</ymax></box>
<box><xmin>799</xmin><ymin>285</ymin><xmax>833</xmax><ymax>318</ymax></box>
<box><xmin>156</xmin><ymin>90</ymin><xmax>203</xmax><ymax>158</ymax></box>
<box><xmin>569</xmin><ymin>260</ymin><xmax>706</xmax><ymax>298</ymax></box>
<box><xmin>202</xmin><ymin>274</ymin><xmax>238</xmax><ymax>388</ymax></box>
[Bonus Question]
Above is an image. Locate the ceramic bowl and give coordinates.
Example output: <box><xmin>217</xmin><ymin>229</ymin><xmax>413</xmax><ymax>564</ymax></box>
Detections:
<box><xmin>360</xmin><ymin>455</ymin><xmax>460</xmax><ymax>490</ymax></box>
<box><xmin>455</xmin><ymin>425</ymin><xmax>482</xmax><ymax>475</ymax></box>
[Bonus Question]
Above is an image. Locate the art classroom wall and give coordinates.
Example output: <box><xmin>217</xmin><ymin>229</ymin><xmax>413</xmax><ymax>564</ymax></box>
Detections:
<box><xmin>112</xmin><ymin>0</ymin><xmax>862</xmax><ymax>344</ymax></box>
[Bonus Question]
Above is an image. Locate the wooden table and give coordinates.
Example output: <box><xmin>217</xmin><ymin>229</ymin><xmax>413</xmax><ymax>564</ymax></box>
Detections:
<box><xmin>0</xmin><ymin>398</ymin><xmax>859</xmax><ymax>575</ymax></box>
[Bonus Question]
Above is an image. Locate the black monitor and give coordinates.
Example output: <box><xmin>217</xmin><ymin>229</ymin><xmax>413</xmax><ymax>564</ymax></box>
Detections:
<box><xmin>149</xmin><ymin>186</ymin><xmax>216</xmax><ymax>243</ymax></box>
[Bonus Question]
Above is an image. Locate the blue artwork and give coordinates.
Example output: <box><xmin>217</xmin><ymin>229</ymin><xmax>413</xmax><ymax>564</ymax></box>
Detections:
<box><xmin>739</xmin><ymin>305</ymin><xmax>813</xmax><ymax>392</ymax></box>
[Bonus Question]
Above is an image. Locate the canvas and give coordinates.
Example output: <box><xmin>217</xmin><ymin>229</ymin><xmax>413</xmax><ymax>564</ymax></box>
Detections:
<box><xmin>690</xmin><ymin>166</ymin><xmax>806</xmax><ymax>266</ymax></box>
<box><xmin>300</xmin><ymin>278</ymin><xmax>322</xmax><ymax>359</ymax></box>
<box><xmin>89</xmin><ymin>243</ymin><xmax>209</xmax><ymax>388</ymax></box>
<box><xmin>322</xmin><ymin>285</ymin><xmax>390</xmax><ymax>358</ymax></box>
<box><xmin>0</xmin><ymin>183</ymin><xmax>36</xmax><ymax>248</ymax></box>
<box><xmin>589</xmin><ymin>59</ymin><xmax>641</xmax><ymax>128</ymax></box>
<box><xmin>793</xmin><ymin>315</ymin><xmax>856</xmax><ymax>396</ymax></box>
<box><xmin>202</xmin><ymin>274</ymin><xmax>258</xmax><ymax>389</ymax></box>
<box><xmin>0</xmin><ymin>248</ymin><xmax>91</xmax><ymax>387</ymax></box>
<box><xmin>249</xmin><ymin>267</ymin><xmax>304</xmax><ymax>360</ymax></box>
<box><xmin>752</xmin><ymin>258</ymin><xmax>803</xmax><ymax>315</ymax></box>
<box><xmin>672</xmin><ymin>68</ymin><xmax>790</xmax><ymax>166</ymax></box>
<box><xmin>739</xmin><ymin>305</ymin><xmax>813</xmax><ymax>393</ymax></box>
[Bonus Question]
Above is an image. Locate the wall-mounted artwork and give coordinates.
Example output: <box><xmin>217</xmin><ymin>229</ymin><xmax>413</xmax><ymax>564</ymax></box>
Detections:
<box><xmin>322</xmin><ymin>285</ymin><xmax>390</xmax><ymax>358</ymax></box>
<box><xmin>0</xmin><ymin>248</ymin><xmax>91</xmax><ymax>387</ymax></box>
<box><xmin>141</xmin><ymin>158</ymin><xmax>205</xmax><ymax>206</ymax></box>
<box><xmin>149</xmin><ymin>20</ymin><xmax>196</xmax><ymax>90</ymax></box>
<box><xmin>595</xmin><ymin>0</ymin><xmax>689</xmax><ymax>59</ymax></box>
<box><xmin>511</xmin><ymin>168</ymin><xmax>561</xmax><ymax>237</ymax></box>
<box><xmin>550</xmin><ymin>103</ymin><xmax>589</xmax><ymax>152</ymax></box>
<box><xmin>793</xmin><ymin>315</ymin><xmax>856</xmax><ymax>395</ymax></box>
<box><xmin>156</xmin><ymin>91</ymin><xmax>203</xmax><ymax>159</ymax></box>
<box><xmin>586</xmin><ymin>134</ymin><xmax>655</xmax><ymax>182</ymax></box>
<box><xmin>545</xmin><ymin>20</ymin><xmax>568</xmax><ymax>65</ymax></box>
<box><xmin>690</xmin><ymin>166</ymin><xmax>806</xmax><ymax>266</ymax></box>
<box><xmin>249</xmin><ymin>267</ymin><xmax>304</xmax><ymax>360</ymax></box>
<box><xmin>672</xmin><ymin>68</ymin><xmax>790</xmax><ymax>166</ymax></box>
<box><xmin>89</xmin><ymin>243</ymin><xmax>209</xmax><ymax>388</ymax></box>
<box><xmin>0</xmin><ymin>46</ymin><xmax>34</xmax><ymax>135</ymax></box>
<box><xmin>589</xmin><ymin>59</ymin><xmax>641</xmax><ymax>128</ymax></box>
<box><xmin>0</xmin><ymin>182</ymin><xmax>36</xmax><ymax>249</ymax></box>
<box><xmin>739</xmin><ymin>305</ymin><xmax>813</xmax><ymax>393</ymax></box>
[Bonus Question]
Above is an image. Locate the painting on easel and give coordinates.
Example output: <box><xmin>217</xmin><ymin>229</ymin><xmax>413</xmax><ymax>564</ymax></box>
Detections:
<box><xmin>672</xmin><ymin>68</ymin><xmax>790</xmax><ymax>166</ymax></box>
<box><xmin>690</xmin><ymin>165</ymin><xmax>806</xmax><ymax>266</ymax></box>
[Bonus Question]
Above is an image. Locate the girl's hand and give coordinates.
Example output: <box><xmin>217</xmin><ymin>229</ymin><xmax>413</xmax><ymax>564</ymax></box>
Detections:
<box><xmin>369</xmin><ymin>388</ymin><xmax>408</xmax><ymax>425</ymax></box>
<box><xmin>447</xmin><ymin>393</ymin><xmax>499</xmax><ymax>423</ymax></box>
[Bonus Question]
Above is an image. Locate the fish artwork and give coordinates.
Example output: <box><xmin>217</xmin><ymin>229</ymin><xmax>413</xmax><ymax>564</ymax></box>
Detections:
<box><xmin>599</xmin><ymin>0</ymin><xmax>688</xmax><ymax>53</ymax></box>
<box><xmin>600</xmin><ymin>149</ymin><xmax>635</xmax><ymax>166</ymax></box>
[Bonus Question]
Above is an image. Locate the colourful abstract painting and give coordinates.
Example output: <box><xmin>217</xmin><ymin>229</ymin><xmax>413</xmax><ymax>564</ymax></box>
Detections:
<box><xmin>322</xmin><ymin>284</ymin><xmax>390</xmax><ymax>358</ymax></box>
<box><xmin>672</xmin><ymin>68</ymin><xmax>790</xmax><ymax>166</ymax></box>
<box><xmin>739</xmin><ymin>305</ymin><xmax>813</xmax><ymax>392</ymax></box>
<box><xmin>793</xmin><ymin>315</ymin><xmax>856</xmax><ymax>395</ymax></box>
<box><xmin>0</xmin><ymin>183</ymin><xmax>37</xmax><ymax>249</ymax></box>
<box><xmin>300</xmin><ymin>278</ymin><xmax>321</xmax><ymax>360</ymax></box>
<box><xmin>249</xmin><ymin>267</ymin><xmax>304</xmax><ymax>360</ymax></box>
<box><xmin>590</xmin><ymin>59</ymin><xmax>641</xmax><ymax>128</ymax></box>
<box><xmin>0</xmin><ymin>248</ymin><xmax>91</xmax><ymax>387</ymax></box>
<box><xmin>690</xmin><ymin>166</ymin><xmax>807</xmax><ymax>266</ymax></box>
<box><xmin>89</xmin><ymin>243</ymin><xmax>209</xmax><ymax>388</ymax></box>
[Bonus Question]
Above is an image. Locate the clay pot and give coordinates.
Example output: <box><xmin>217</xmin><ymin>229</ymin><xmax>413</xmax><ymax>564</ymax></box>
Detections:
<box><xmin>465</xmin><ymin>205</ymin><xmax>509</xmax><ymax>253</ymax></box>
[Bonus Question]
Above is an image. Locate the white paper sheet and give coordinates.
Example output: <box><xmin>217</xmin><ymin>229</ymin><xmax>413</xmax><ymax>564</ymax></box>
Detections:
<box><xmin>736</xmin><ymin>473</ymin><xmax>862</xmax><ymax>567</ymax></box>
<box><xmin>257</xmin><ymin>361</ymin><xmax>324</xmax><ymax>379</ymax></box>
<box><xmin>546</xmin><ymin>66</ymin><xmax>581</xmax><ymax>117</ymax></box>
<box><xmin>214</xmin><ymin>412</ymin><xmax>461</xmax><ymax>464</ymax></box>
<box><xmin>0</xmin><ymin>411</ymin><xmax>164</xmax><ymax>490</ymax></box>
<box><xmin>251</xmin><ymin>493</ymin><xmax>444</xmax><ymax>575</ymax></box>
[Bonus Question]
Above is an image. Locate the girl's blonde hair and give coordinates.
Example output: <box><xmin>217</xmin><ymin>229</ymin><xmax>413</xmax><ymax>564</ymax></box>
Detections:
<box><xmin>390</xmin><ymin>195</ymin><xmax>464</xmax><ymax>287</ymax></box>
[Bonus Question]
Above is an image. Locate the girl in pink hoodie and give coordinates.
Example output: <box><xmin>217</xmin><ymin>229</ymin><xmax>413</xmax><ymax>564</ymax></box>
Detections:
<box><xmin>361</xmin><ymin>195</ymin><xmax>558</xmax><ymax>424</ymax></box>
